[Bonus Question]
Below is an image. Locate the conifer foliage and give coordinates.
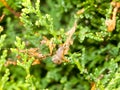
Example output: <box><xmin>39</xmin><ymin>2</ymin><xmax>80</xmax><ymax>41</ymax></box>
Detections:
<box><xmin>0</xmin><ymin>0</ymin><xmax>120</xmax><ymax>90</ymax></box>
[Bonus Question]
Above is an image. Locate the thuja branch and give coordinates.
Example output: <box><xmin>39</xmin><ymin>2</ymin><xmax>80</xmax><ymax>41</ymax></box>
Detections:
<box><xmin>5</xmin><ymin>21</ymin><xmax>78</xmax><ymax>66</ymax></box>
<box><xmin>52</xmin><ymin>21</ymin><xmax>77</xmax><ymax>64</ymax></box>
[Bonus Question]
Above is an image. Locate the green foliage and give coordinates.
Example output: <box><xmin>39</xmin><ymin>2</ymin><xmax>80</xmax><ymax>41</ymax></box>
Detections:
<box><xmin>0</xmin><ymin>0</ymin><xmax>120</xmax><ymax>90</ymax></box>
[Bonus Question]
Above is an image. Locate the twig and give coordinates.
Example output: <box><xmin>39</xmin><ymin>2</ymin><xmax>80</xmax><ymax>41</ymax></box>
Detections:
<box><xmin>52</xmin><ymin>21</ymin><xmax>77</xmax><ymax>64</ymax></box>
<box><xmin>105</xmin><ymin>2</ymin><xmax>120</xmax><ymax>32</ymax></box>
<box><xmin>0</xmin><ymin>14</ymin><xmax>5</xmax><ymax>22</ymax></box>
<box><xmin>0</xmin><ymin>0</ymin><xmax>21</xmax><ymax>17</ymax></box>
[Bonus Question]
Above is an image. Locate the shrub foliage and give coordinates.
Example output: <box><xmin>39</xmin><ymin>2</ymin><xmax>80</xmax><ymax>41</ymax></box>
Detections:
<box><xmin>0</xmin><ymin>0</ymin><xmax>120</xmax><ymax>90</ymax></box>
